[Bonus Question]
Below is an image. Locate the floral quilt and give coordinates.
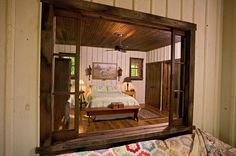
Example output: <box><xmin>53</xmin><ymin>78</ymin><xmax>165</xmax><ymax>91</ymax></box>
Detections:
<box><xmin>59</xmin><ymin>129</ymin><xmax>236</xmax><ymax>156</ymax></box>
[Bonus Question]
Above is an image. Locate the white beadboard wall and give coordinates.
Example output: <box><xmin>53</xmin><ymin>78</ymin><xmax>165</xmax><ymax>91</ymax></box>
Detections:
<box><xmin>89</xmin><ymin>0</ymin><xmax>224</xmax><ymax>139</ymax></box>
<box><xmin>146</xmin><ymin>43</ymin><xmax>181</xmax><ymax>63</ymax></box>
<box><xmin>54</xmin><ymin>45</ymin><xmax>146</xmax><ymax>104</ymax></box>
<box><xmin>0</xmin><ymin>0</ymin><xmax>226</xmax><ymax>155</ymax></box>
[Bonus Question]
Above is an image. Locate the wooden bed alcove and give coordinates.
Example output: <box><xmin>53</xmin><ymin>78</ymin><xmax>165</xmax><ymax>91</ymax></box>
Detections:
<box><xmin>37</xmin><ymin>0</ymin><xmax>196</xmax><ymax>155</ymax></box>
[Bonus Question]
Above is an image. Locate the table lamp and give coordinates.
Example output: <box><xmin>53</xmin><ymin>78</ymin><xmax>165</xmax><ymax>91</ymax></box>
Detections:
<box><xmin>123</xmin><ymin>77</ymin><xmax>131</xmax><ymax>91</ymax></box>
<box><xmin>79</xmin><ymin>80</ymin><xmax>84</xmax><ymax>92</ymax></box>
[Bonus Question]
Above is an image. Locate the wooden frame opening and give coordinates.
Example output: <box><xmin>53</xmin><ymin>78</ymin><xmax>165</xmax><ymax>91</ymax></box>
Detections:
<box><xmin>37</xmin><ymin>1</ymin><xmax>196</xmax><ymax>155</ymax></box>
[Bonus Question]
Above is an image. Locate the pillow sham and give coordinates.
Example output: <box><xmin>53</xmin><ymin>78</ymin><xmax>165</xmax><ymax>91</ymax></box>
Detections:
<box><xmin>107</xmin><ymin>85</ymin><xmax>120</xmax><ymax>93</ymax></box>
<box><xmin>90</xmin><ymin>85</ymin><xmax>107</xmax><ymax>93</ymax></box>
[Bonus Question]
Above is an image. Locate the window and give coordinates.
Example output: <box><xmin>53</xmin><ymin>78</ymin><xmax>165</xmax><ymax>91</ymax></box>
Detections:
<box><xmin>62</xmin><ymin>56</ymin><xmax>75</xmax><ymax>78</ymax></box>
<box><xmin>130</xmin><ymin>58</ymin><xmax>143</xmax><ymax>80</ymax></box>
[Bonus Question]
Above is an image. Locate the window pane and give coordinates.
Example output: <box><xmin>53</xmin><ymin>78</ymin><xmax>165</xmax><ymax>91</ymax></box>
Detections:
<box><xmin>131</xmin><ymin>69</ymin><xmax>138</xmax><ymax>77</ymax></box>
<box><xmin>71</xmin><ymin>66</ymin><xmax>75</xmax><ymax>76</ymax></box>
<box><xmin>131</xmin><ymin>64</ymin><xmax>138</xmax><ymax>68</ymax></box>
<box><xmin>130</xmin><ymin>58</ymin><xmax>143</xmax><ymax>80</ymax></box>
<box><xmin>71</xmin><ymin>57</ymin><xmax>75</xmax><ymax>65</ymax></box>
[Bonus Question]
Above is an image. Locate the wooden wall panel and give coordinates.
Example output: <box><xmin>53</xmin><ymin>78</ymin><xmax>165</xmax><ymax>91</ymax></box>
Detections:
<box><xmin>182</xmin><ymin>0</ymin><xmax>194</xmax><ymax>22</ymax></box>
<box><xmin>134</xmin><ymin>0</ymin><xmax>151</xmax><ymax>13</ymax></box>
<box><xmin>192</xmin><ymin>0</ymin><xmax>206</xmax><ymax>131</ymax></box>
<box><xmin>152</xmin><ymin>0</ymin><xmax>167</xmax><ymax>17</ymax></box>
<box><xmin>147</xmin><ymin>44</ymin><xmax>180</xmax><ymax>63</ymax></box>
<box><xmin>0</xmin><ymin>0</ymin><xmax>6</xmax><ymax>155</ymax></box>
<box><xmin>203</xmin><ymin>0</ymin><xmax>218</xmax><ymax>135</ymax></box>
<box><xmin>167</xmin><ymin>0</ymin><xmax>181</xmax><ymax>20</ymax></box>
<box><xmin>115</xmin><ymin>0</ymin><xmax>133</xmax><ymax>9</ymax></box>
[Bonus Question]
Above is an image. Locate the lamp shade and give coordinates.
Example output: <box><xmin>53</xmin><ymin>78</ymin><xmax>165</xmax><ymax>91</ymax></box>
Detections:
<box><xmin>79</xmin><ymin>80</ymin><xmax>84</xmax><ymax>85</ymax></box>
<box><xmin>123</xmin><ymin>77</ymin><xmax>131</xmax><ymax>83</ymax></box>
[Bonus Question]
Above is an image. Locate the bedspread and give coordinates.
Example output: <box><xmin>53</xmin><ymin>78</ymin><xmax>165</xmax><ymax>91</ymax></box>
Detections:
<box><xmin>86</xmin><ymin>92</ymin><xmax>139</xmax><ymax>108</ymax></box>
<box><xmin>58</xmin><ymin>129</ymin><xmax>236</xmax><ymax>156</ymax></box>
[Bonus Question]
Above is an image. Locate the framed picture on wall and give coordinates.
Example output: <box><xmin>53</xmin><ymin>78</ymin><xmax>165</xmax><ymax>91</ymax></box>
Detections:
<box><xmin>92</xmin><ymin>62</ymin><xmax>117</xmax><ymax>80</ymax></box>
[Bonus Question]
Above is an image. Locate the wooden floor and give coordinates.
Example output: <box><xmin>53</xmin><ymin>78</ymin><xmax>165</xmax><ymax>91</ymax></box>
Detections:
<box><xmin>78</xmin><ymin>104</ymin><xmax>169</xmax><ymax>134</ymax></box>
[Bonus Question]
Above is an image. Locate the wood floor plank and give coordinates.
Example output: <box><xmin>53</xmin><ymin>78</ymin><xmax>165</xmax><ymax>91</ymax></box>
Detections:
<box><xmin>78</xmin><ymin>105</ymin><xmax>169</xmax><ymax>134</ymax></box>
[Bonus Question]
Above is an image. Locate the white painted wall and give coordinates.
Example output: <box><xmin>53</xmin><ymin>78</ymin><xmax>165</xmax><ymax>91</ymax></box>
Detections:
<box><xmin>0</xmin><ymin>0</ymin><xmax>226</xmax><ymax>155</ymax></box>
<box><xmin>220</xmin><ymin>0</ymin><xmax>236</xmax><ymax>147</ymax></box>
<box><xmin>1</xmin><ymin>0</ymin><xmax>40</xmax><ymax>155</ymax></box>
<box><xmin>146</xmin><ymin>43</ymin><xmax>181</xmax><ymax>63</ymax></box>
<box><xmin>54</xmin><ymin>45</ymin><xmax>146</xmax><ymax>104</ymax></box>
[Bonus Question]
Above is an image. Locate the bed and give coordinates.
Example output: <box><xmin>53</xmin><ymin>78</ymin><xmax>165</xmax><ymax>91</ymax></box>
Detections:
<box><xmin>85</xmin><ymin>85</ymin><xmax>140</xmax><ymax>121</ymax></box>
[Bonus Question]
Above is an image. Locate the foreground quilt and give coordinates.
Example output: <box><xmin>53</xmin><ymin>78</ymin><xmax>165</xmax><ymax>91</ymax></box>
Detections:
<box><xmin>59</xmin><ymin>129</ymin><xmax>236</xmax><ymax>156</ymax></box>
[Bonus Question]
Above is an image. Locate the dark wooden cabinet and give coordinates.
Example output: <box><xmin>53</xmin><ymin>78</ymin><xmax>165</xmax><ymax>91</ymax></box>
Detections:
<box><xmin>145</xmin><ymin>62</ymin><xmax>162</xmax><ymax>109</ymax></box>
<box><xmin>162</xmin><ymin>62</ymin><xmax>171</xmax><ymax>111</ymax></box>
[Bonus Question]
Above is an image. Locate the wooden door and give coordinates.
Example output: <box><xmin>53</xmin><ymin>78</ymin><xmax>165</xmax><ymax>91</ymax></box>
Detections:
<box><xmin>162</xmin><ymin>62</ymin><xmax>171</xmax><ymax>111</ymax></box>
<box><xmin>53</xmin><ymin>58</ymin><xmax>71</xmax><ymax>130</ymax></box>
<box><xmin>145</xmin><ymin>62</ymin><xmax>161</xmax><ymax>109</ymax></box>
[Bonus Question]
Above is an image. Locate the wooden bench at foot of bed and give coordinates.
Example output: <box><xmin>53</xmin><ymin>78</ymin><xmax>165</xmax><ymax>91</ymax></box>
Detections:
<box><xmin>85</xmin><ymin>106</ymin><xmax>140</xmax><ymax>125</ymax></box>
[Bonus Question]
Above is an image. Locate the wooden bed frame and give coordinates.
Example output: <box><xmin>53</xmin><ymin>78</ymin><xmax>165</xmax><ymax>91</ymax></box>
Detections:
<box><xmin>85</xmin><ymin>106</ymin><xmax>140</xmax><ymax>125</ymax></box>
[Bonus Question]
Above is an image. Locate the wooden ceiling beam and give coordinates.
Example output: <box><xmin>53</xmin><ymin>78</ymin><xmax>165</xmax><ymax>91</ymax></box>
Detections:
<box><xmin>41</xmin><ymin>0</ymin><xmax>196</xmax><ymax>31</ymax></box>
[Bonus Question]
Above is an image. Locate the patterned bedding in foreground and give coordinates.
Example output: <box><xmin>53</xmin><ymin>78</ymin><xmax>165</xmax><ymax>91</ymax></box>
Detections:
<box><xmin>58</xmin><ymin>129</ymin><xmax>236</xmax><ymax>156</ymax></box>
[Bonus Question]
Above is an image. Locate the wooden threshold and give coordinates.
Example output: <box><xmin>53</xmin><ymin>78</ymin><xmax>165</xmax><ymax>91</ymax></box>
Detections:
<box><xmin>36</xmin><ymin>125</ymin><xmax>194</xmax><ymax>155</ymax></box>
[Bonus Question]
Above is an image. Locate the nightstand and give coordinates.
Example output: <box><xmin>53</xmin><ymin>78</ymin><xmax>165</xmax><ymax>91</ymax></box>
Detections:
<box><xmin>122</xmin><ymin>90</ymin><xmax>136</xmax><ymax>98</ymax></box>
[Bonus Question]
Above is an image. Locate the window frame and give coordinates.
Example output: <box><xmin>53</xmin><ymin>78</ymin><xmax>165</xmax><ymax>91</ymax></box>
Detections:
<box><xmin>130</xmin><ymin>58</ymin><xmax>144</xmax><ymax>80</ymax></box>
<box><xmin>38</xmin><ymin>1</ymin><xmax>196</xmax><ymax>155</ymax></box>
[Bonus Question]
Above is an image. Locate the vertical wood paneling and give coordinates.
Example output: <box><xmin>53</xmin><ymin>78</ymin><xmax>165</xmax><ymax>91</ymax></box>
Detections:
<box><xmin>220</xmin><ymin>0</ymin><xmax>234</xmax><ymax>144</ymax></box>
<box><xmin>182</xmin><ymin>0</ymin><xmax>194</xmax><ymax>22</ymax></box>
<box><xmin>167</xmin><ymin>0</ymin><xmax>181</xmax><ymax>20</ymax></box>
<box><xmin>134</xmin><ymin>0</ymin><xmax>151</xmax><ymax>13</ymax></box>
<box><xmin>213</xmin><ymin>0</ymin><xmax>223</xmax><ymax>138</ymax></box>
<box><xmin>152</xmin><ymin>0</ymin><xmax>167</xmax><ymax>17</ymax></box>
<box><xmin>0</xmin><ymin>0</ymin><xmax>6</xmax><ymax>154</ymax></box>
<box><xmin>192</xmin><ymin>0</ymin><xmax>206</xmax><ymax>130</ymax></box>
<box><xmin>115</xmin><ymin>0</ymin><xmax>132</xmax><ymax>9</ymax></box>
<box><xmin>203</xmin><ymin>0</ymin><xmax>218</xmax><ymax>134</ymax></box>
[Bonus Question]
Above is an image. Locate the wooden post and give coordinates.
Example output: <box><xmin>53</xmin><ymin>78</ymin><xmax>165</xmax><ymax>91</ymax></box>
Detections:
<box><xmin>40</xmin><ymin>3</ymin><xmax>54</xmax><ymax>146</ymax></box>
<box><xmin>169</xmin><ymin>29</ymin><xmax>176</xmax><ymax>126</ymax></box>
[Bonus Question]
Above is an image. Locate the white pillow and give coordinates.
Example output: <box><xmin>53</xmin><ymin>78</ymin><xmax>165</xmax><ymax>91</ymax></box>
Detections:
<box><xmin>90</xmin><ymin>85</ymin><xmax>107</xmax><ymax>93</ymax></box>
<box><xmin>107</xmin><ymin>85</ymin><xmax>120</xmax><ymax>93</ymax></box>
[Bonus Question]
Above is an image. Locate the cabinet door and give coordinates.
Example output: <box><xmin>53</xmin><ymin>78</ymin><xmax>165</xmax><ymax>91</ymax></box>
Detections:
<box><xmin>162</xmin><ymin>62</ymin><xmax>171</xmax><ymax>111</ymax></box>
<box><xmin>145</xmin><ymin>63</ymin><xmax>161</xmax><ymax>109</ymax></box>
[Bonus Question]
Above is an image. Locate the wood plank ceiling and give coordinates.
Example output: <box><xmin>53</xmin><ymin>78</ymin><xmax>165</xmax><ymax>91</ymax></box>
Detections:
<box><xmin>56</xmin><ymin>16</ymin><xmax>174</xmax><ymax>52</ymax></box>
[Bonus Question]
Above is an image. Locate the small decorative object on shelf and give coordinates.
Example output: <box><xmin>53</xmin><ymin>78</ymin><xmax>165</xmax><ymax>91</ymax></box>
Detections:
<box><xmin>85</xmin><ymin>65</ymin><xmax>92</xmax><ymax>80</ymax></box>
<box><xmin>117</xmin><ymin>67</ymin><xmax>122</xmax><ymax>81</ymax></box>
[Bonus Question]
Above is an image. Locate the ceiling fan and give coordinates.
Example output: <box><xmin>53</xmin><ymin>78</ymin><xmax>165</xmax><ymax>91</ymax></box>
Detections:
<box><xmin>106</xmin><ymin>32</ymin><xmax>137</xmax><ymax>53</ymax></box>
